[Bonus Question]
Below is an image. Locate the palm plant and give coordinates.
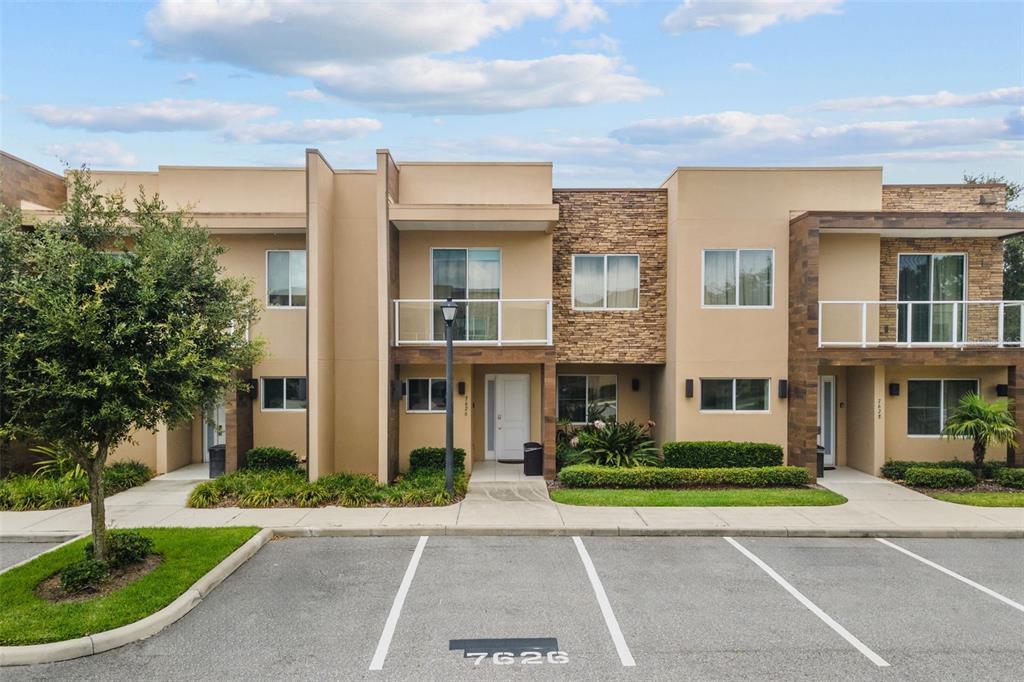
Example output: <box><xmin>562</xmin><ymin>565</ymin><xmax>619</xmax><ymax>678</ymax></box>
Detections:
<box><xmin>574</xmin><ymin>420</ymin><xmax>660</xmax><ymax>467</ymax></box>
<box><xmin>942</xmin><ymin>393</ymin><xmax>1019</xmax><ymax>477</ymax></box>
<box><xmin>30</xmin><ymin>443</ymin><xmax>86</xmax><ymax>481</ymax></box>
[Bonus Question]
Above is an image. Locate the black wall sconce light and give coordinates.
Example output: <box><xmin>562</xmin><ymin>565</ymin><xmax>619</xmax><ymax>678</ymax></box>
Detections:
<box><xmin>631</xmin><ymin>378</ymin><xmax>640</xmax><ymax>392</ymax></box>
<box><xmin>996</xmin><ymin>384</ymin><xmax>1009</xmax><ymax>397</ymax></box>
<box><xmin>888</xmin><ymin>383</ymin><xmax>900</xmax><ymax>397</ymax></box>
<box><xmin>390</xmin><ymin>380</ymin><xmax>403</xmax><ymax>402</ymax></box>
<box><xmin>684</xmin><ymin>379</ymin><xmax>694</xmax><ymax>398</ymax></box>
<box><xmin>458</xmin><ymin>381</ymin><xmax>466</xmax><ymax>396</ymax></box>
<box><xmin>778</xmin><ymin>379</ymin><xmax>788</xmax><ymax>399</ymax></box>
<box><xmin>248</xmin><ymin>378</ymin><xmax>259</xmax><ymax>398</ymax></box>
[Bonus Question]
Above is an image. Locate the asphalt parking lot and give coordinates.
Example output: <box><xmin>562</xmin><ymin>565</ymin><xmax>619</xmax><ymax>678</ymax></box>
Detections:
<box><xmin>0</xmin><ymin>542</ymin><xmax>58</xmax><ymax>571</ymax></box>
<box><xmin>6</xmin><ymin>535</ymin><xmax>1023</xmax><ymax>680</ymax></box>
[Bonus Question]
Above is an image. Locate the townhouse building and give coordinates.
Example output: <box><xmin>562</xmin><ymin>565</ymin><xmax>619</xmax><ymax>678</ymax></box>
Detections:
<box><xmin>4</xmin><ymin>150</ymin><xmax>1022</xmax><ymax>481</ymax></box>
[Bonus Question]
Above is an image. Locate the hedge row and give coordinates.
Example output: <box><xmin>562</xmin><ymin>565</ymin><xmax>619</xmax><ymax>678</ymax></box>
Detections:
<box><xmin>662</xmin><ymin>441</ymin><xmax>783</xmax><ymax>468</ymax></box>
<box><xmin>996</xmin><ymin>468</ymin><xmax>1024</xmax><ymax>489</ymax></box>
<box><xmin>409</xmin><ymin>447</ymin><xmax>466</xmax><ymax>472</ymax></box>
<box><xmin>880</xmin><ymin>459</ymin><xmax>1005</xmax><ymax>481</ymax></box>
<box><xmin>557</xmin><ymin>464</ymin><xmax>810</xmax><ymax>489</ymax></box>
<box><xmin>904</xmin><ymin>467</ymin><xmax>976</xmax><ymax>489</ymax></box>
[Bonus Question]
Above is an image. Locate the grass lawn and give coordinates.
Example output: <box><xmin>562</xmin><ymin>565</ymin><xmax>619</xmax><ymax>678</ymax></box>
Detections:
<box><xmin>549</xmin><ymin>487</ymin><xmax>847</xmax><ymax>507</ymax></box>
<box><xmin>929</xmin><ymin>491</ymin><xmax>1024</xmax><ymax>507</ymax></box>
<box><xmin>0</xmin><ymin>527</ymin><xmax>258</xmax><ymax>646</ymax></box>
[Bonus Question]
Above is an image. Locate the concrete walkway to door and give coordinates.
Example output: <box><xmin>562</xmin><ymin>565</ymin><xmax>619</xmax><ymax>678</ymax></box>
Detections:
<box><xmin>2</xmin><ymin>466</ymin><xmax>1021</xmax><ymax>539</ymax></box>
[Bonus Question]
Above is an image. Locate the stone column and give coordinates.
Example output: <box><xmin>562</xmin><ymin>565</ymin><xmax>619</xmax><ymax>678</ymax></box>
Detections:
<box><xmin>542</xmin><ymin>359</ymin><xmax>557</xmax><ymax>479</ymax></box>
<box><xmin>787</xmin><ymin>358</ymin><xmax>819</xmax><ymax>477</ymax></box>
<box><xmin>1010</xmin><ymin>364</ymin><xmax>1022</xmax><ymax>467</ymax></box>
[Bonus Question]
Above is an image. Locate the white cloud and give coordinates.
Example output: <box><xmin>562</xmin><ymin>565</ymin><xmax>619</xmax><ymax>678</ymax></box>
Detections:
<box><xmin>223</xmin><ymin>117</ymin><xmax>382</xmax><ymax>144</ymax></box>
<box><xmin>842</xmin><ymin>146</ymin><xmax>1024</xmax><ymax>163</ymax></box>
<box><xmin>287</xmin><ymin>88</ymin><xmax>328</xmax><ymax>101</ymax></box>
<box><xmin>730</xmin><ymin>62</ymin><xmax>758</xmax><ymax>72</ymax></box>
<box><xmin>611</xmin><ymin>111</ymin><xmax>801</xmax><ymax>145</ymax></box>
<box><xmin>27</xmin><ymin>99</ymin><xmax>276</xmax><ymax>132</ymax></box>
<box><xmin>816</xmin><ymin>86</ymin><xmax>1024</xmax><ymax>111</ymax></box>
<box><xmin>662</xmin><ymin>0</ymin><xmax>843</xmax><ymax>36</ymax></box>
<box><xmin>559</xmin><ymin>0</ymin><xmax>608</xmax><ymax>32</ymax></box>
<box><xmin>572</xmin><ymin>33</ymin><xmax>620</xmax><ymax>53</ymax></box>
<box><xmin>304</xmin><ymin>54</ymin><xmax>659</xmax><ymax>114</ymax></box>
<box><xmin>175</xmin><ymin>72</ymin><xmax>198</xmax><ymax>85</ymax></box>
<box><xmin>43</xmin><ymin>141</ymin><xmax>137</xmax><ymax>168</ymax></box>
<box><xmin>127</xmin><ymin>38</ymin><xmax>143</xmax><ymax>48</ymax></box>
<box><xmin>145</xmin><ymin>0</ymin><xmax>655</xmax><ymax>114</ymax></box>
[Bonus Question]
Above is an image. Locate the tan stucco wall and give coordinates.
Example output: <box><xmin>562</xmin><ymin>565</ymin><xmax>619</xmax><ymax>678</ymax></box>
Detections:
<box><xmin>660</xmin><ymin>168</ymin><xmax>882</xmax><ymax>452</ymax></box>
<box><xmin>109</xmin><ymin>430</ymin><xmax>158</xmax><ymax>471</ymax></box>
<box><xmin>819</xmin><ymin>234</ymin><xmax>881</xmax><ymax>344</ymax></box>
<box><xmin>162</xmin><ymin>421</ymin><xmax>194</xmax><ymax>473</ymax></box>
<box><xmin>396</xmin><ymin>162</ymin><xmax>552</xmax><ymax>205</ymax></box>
<box><xmin>845</xmin><ymin>366</ymin><xmax>884</xmax><ymax>474</ymax></box>
<box><xmin>883</xmin><ymin>365</ymin><xmax>1008</xmax><ymax>463</ymax></box>
<box><xmin>398</xmin><ymin>364</ymin><xmax>475</xmax><ymax>474</ymax></box>
<box><xmin>469</xmin><ymin>365</ymin><xmax>544</xmax><ymax>463</ymax></box>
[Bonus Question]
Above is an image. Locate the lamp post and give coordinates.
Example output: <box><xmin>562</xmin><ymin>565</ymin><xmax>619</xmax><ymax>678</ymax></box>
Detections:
<box><xmin>440</xmin><ymin>297</ymin><xmax>458</xmax><ymax>496</ymax></box>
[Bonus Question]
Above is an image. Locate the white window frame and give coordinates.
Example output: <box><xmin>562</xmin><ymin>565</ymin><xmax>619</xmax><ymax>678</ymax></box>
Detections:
<box><xmin>404</xmin><ymin>377</ymin><xmax>448</xmax><ymax>414</ymax></box>
<box><xmin>571</xmin><ymin>254</ymin><xmax>640</xmax><ymax>311</ymax></box>
<box><xmin>557</xmin><ymin>374</ymin><xmax>619</xmax><ymax>424</ymax></box>
<box><xmin>260</xmin><ymin>376</ymin><xmax>308</xmax><ymax>412</ymax></box>
<box><xmin>699</xmin><ymin>378</ymin><xmax>772</xmax><ymax>414</ymax></box>
<box><xmin>266</xmin><ymin>249</ymin><xmax>307</xmax><ymax>309</ymax></box>
<box><xmin>700</xmin><ymin>248</ymin><xmax>775</xmax><ymax>309</ymax></box>
<box><xmin>906</xmin><ymin>377</ymin><xmax>980</xmax><ymax>438</ymax></box>
<box><xmin>896</xmin><ymin>252</ymin><xmax>968</xmax><ymax>343</ymax></box>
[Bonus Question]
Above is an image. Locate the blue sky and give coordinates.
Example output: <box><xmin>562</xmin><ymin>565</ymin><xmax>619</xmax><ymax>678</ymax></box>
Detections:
<box><xmin>2</xmin><ymin>0</ymin><xmax>1021</xmax><ymax>186</ymax></box>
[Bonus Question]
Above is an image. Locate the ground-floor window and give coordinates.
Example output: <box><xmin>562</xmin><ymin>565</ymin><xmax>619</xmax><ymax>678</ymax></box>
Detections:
<box><xmin>700</xmin><ymin>378</ymin><xmax>770</xmax><ymax>412</ymax></box>
<box><xmin>907</xmin><ymin>378</ymin><xmax>979</xmax><ymax>436</ymax></box>
<box><xmin>557</xmin><ymin>375</ymin><xmax>617</xmax><ymax>423</ymax></box>
<box><xmin>261</xmin><ymin>377</ymin><xmax>307</xmax><ymax>411</ymax></box>
<box><xmin>406</xmin><ymin>378</ymin><xmax>447</xmax><ymax>413</ymax></box>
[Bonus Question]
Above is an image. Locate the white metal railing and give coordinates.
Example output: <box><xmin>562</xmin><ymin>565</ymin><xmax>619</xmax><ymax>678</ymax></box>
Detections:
<box><xmin>818</xmin><ymin>300</ymin><xmax>1024</xmax><ymax>348</ymax></box>
<box><xmin>394</xmin><ymin>298</ymin><xmax>552</xmax><ymax>346</ymax></box>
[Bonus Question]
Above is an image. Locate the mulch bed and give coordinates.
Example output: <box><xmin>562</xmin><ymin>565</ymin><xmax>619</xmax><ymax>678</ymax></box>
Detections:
<box><xmin>35</xmin><ymin>554</ymin><xmax>162</xmax><ymax>604</ymax></box>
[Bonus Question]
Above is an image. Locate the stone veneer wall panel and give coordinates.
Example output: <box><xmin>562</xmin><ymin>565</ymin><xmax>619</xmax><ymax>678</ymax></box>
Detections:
<box><xmin>552</xmin><ymin>189</ymin><xmax>667</xmax><ymax>363</ymax></box>
<box><xmin>882</xmin><ymin>184</ymin><xmax>1005</xmax><ymax>212</ymax></box>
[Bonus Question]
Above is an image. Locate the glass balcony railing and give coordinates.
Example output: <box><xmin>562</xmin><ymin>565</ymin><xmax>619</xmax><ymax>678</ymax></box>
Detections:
<box><xmin>394</xmin><ymin>299</ymin><xmax>552</xmax><ymax>346</ymax></box>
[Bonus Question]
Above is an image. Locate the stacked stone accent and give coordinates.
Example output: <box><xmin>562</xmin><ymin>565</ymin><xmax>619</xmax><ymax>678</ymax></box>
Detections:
<box><xmin>552</xmin><ymin>189</ymin><xmax>667</xmax><ymax>363</ymax></box>
<box><xmin>1</xmin><ymin>151</ymin><xmax>67</xmax><ymax>210</ymax></box>
<box><xmin>878</xmin><ymin>238</ymin><xmax>1005</xmax><ymax>343</ymax></box>
<box><xmin>882</xmin><ymin>184</ymin><xmax>1005</xmax><ymax>212</ymax></box>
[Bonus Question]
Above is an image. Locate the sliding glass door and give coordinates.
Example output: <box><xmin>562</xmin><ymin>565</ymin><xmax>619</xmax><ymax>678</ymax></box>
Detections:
<box><xmin>432</xmin><ymin>248</ymin><xmax>500</xmax><ymax>341</ymax></box>
<box><xmin>897</xmin><ymin>254</ymin><xmax>965</xmax><ymax>343</ymax></box>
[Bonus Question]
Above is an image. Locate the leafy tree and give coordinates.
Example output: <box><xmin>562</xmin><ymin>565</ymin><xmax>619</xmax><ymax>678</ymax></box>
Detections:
<box><xmin>962</xmin><ymin>173</ymin><xmax>1022</xmax><ymax>300</ymax></box>
<box><xmin>942</xmin><ymin>393</ymin><xmax>1020</xmax><ymax>476</ymax></box>
<box><xmin>0</xmin><ymin>171</ymin><xmax>264</xmax><ymax>560</ymax></box>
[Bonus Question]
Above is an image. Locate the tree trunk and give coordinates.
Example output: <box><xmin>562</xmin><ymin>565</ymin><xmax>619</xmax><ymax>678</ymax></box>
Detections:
<box><xmin>88</xmin><ymin>442</ymin><xmax>108</xmax><ymax>562</ymax></box>
<box><xmin>973</xmin><ymin>439</ymin><xmax>986</xmax><ymax>480</ymax></box>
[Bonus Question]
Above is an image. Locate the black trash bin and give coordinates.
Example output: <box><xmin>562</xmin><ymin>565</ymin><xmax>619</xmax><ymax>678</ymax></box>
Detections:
<box><xmin>523</xmin><ymin>442</ymin><xmax>543</xmax><ymax>477</ymax></box>
<box><xmin>208</xmin><ymin>444</ymin><xmax>226</xmax><ymax>478</ymax></box>
<box><xmin>815</xmin><ymin>445</ymin><xmax>825</xmax><ymax>479</ymax></box>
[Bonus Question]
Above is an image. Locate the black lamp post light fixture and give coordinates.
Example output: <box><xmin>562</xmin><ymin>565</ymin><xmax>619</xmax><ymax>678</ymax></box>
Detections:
<box><xmin>440</xmin><ymin>297</ymin><xmax>458</xmax><ymax>496</ymax></box>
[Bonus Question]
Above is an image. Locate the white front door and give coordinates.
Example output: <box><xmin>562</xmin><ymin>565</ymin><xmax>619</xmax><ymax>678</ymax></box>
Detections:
<box><xmin>818</xmin><ymin>376</ymin><xmax>836</xmax><ymax>467</ymax></box>
<box><xmin>203</xmin><ymin>402</ymin><xmax>226</xmax><ymax>462</ymax></box>
<box><xmin>493</xmin><ymin>374</ymin><xmax>530</xmax><ymax>460</ymax></box>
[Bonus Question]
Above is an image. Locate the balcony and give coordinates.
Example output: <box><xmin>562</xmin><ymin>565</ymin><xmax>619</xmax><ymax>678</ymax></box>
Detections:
<box><xmin>819</xmin><ymin>300</ymin><xmax>1023</xmax><ymax>348</ymax></box>
<box><xmin>394</xmin><ymin>299</ymin><xmax>552</xmax><ymax>346</ymax></box>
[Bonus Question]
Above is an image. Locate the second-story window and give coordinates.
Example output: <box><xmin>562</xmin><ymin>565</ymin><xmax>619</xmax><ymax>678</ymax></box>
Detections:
<box><xmin>897</xmin><ymin>254</ymin><xmax>966</xmax><ymax>343</ymax></box>
<box><xmin>267</xmin><ymin>250</ymin><xmax>307</xmax><ymax>308</ymax></box>
<box><xmin>572</xmin><ymin>254</ymin><xmax>639</xmax><ymax>310</ymax></box>
<box><xmin>432</xmin><ymin>248</ymin><xmax>500</xmax><ymax>341</ymax></box>
<box><xmin>702</xmin><ymin>249</ymin><xmax>773</xmax><ymax>307</ymax></box>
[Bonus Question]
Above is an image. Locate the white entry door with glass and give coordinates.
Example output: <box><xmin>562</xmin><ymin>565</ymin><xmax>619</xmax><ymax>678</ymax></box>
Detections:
<box><xmin>432</xmin><ymin>248</ymin><xmax>501</xmax><ymax>341</ymax></box>
<box><xmin>817</xmin><ymin>376</ymin><xmax>836</xmax><ymax>468</ymax></box>
<box><xmin>485</xmin><ymin>374</ymin><xmax>530</xmax><ymax>461</ymax></box>
<box><xmin>203</xmin><ymin>402</ymin><xmax>226</xmax><ymax>462</ymax></box>
<box><xmin>897</xmin><ymin>253</ymin><xmax>965</xmax><ymax>343</ymax></box>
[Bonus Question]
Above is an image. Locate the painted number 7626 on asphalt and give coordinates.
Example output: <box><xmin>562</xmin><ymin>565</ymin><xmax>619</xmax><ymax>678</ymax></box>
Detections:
<box><xmin>466</xmin><ymin>651</ymin><xmax>569</xmax><ymax>665</ymax></box>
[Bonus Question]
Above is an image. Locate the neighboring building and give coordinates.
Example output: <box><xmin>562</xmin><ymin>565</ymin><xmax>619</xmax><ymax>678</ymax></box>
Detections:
<box><xmin>8</xmin><ymin>150</ymin><xmax>1023</xmax><ymax>479</ymax></box>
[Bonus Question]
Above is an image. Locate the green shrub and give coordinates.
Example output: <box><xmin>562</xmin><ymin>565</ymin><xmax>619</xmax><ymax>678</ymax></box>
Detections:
<box><xmin>0</xmin><ymin>460</ymin><xmax>153</xmax><ymax>511</ymax></box>
<box><xmin>995</xmin><ymin>468</ymin><xmax>1024</xmax><ymax>489</ymax></box>
<box><xmin>244</xmin><ymin>447</ymin><xmax>300</xmax><ymax>471</ymax></box>
<box><xmin>880</xmin><ymin>459</ymin><xmax>1004</xmax><ymax>481</ymax></box>
<box><xmin>104</xmin><ymin>460</ymin><xmax>154</xmax><ymax>493</ymax></box>
<box><xmin>662</xmin><ymin>441</ymin><xmax>783</xmax><ymax>468</ymax></box>
<box><xmin>409</xmin><ymin>447</ymin><xmax>466</xmax><ymax>473</ymax></box>
<box><xmin>574</xmin><ymin>420</ymin><xmax>659</xmax><ymax>467</ymax></box>
<box><xmin>59</xmin><ymin>558</ymin><xmax>108</xmax><ymax>593</ymax></box>
<box><xmin>85</xmin><ymin>530</ymin><xmax>154</xmax><ymax>568</ymax></box>
<box><xmin>558</xmin><ymin>464</ymin><xmax>810</xmax><ymax>489</ymax></box>
<box><xmin>904</xmin><ymin>466</ymin><xmax>976</xmax><ymax>489</ymax></box>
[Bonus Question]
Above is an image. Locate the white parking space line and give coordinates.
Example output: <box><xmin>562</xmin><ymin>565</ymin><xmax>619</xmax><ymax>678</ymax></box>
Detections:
<box><xmin>369</xmin><ymin>535</ymin><xmax>428</xmax><ymax>671</ymax></box>
<box><xmin>572</xmin><ymin>536</ymin><xmax>636</xmax><ymax>668</ymax></box>
<box><xmin>876</xmin><ymin>538</ymin><xmax>1024</xmax><ymax>613</ymax></box>
<box><xmin>724</xmin><ymin>537</ymin><xmax>890</xmax><ymax>668</ymax></box>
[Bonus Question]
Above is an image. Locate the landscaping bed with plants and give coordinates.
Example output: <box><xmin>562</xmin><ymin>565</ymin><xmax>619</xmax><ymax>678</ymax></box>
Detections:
<box><xmin>0</xmin><ymin>460</ymin><xmax>153</xmax><ymax>511</ymax></box>
<box><xmin>188</xmin><ymin>446</ymin><xmax>468</xmax><ymax>508</ymax></box>
<box><xmin>881</xmin><ymin>459</ymin><xmax>1024</xmax><ymax>507</ymax></box>
<box><xmin>0</xmin><ymin>527</ymin><xmax>258</xmax><ymax>646</ymax></box>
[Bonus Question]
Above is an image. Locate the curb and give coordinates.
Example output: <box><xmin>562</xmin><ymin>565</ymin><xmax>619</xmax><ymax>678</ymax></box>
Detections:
<box><xmin>0</xmin><ymin>532</ymin><xmax>84</xmax><ymax>544</ymax></box>
<box><xmin>0</xmin><ymin>528</ymin><xmax>272</xmax><ymax>667</ymax></box>
<box><xmin>269</xmin><ymin>525</ymin><xmax>1024</xmax><ymax>539</ymax></box>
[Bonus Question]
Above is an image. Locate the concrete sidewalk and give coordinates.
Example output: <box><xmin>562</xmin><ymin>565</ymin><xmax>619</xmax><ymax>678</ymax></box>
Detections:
<box><xmin>2</xmin><ymin>466</ymin><xmax>1021</xmax><ymax>539</ymax></box>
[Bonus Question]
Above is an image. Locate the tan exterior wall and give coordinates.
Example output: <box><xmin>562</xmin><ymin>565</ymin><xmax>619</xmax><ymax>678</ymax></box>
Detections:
<box><xmin>819</xmin><ymin>234</ymin><xmax>881</xmax><ymax>344</ymax></box>
<box><xmin>663</xmin><ymin>168</ymin><xmax>882</xmax><ymax>452</ymax></box>
<box><xmin>882</xmin><ymin>184</ymin><xmax>1005</xmax><ymax>212</ymax></box>
<box><xmin>1</xmin><ymin>151</ymin><xmax>66</xmax><ymax>209</ymax></box>
<box><xmin>396</xmin><ymin>162</ymin><xmax>552</xmax><ymax>205</ymax></box>
<box><xmin>845</xmin><ymin>366</ymin><xmax>885</xmax><ymax>474</ymax></box>
<box><xmin>552</xmin><ymin>190</ymin><xmax>667</xmax><ymax>364</ymax></box>
<box><xmin>109</xmin><ymin>430</ymin><xmax>159</xmax><ymax>471</ymax></box>
<box><xmin>398</xmin><ymin>364</ymin><xmax>475</xmax><ymax>474</ymax></box>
